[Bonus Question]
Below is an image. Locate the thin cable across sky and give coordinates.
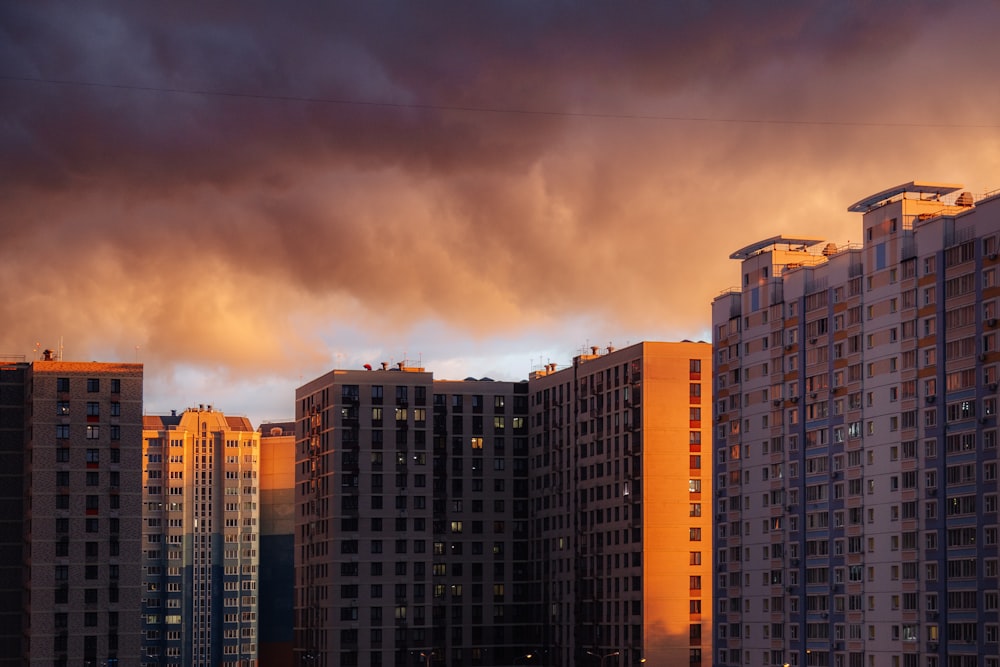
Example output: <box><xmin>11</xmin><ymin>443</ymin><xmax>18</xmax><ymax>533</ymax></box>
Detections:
<box><xmin>2</xmin><ymin>73</ymin><xmax>997</xmax><ymax>130</ymax></box>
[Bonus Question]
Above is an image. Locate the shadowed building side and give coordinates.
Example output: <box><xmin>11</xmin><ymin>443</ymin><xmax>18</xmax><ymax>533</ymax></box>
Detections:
<box><xmin>259</xmin><ymin>421</ymin><xmax>296</xmax><ymax>667</ymax></box>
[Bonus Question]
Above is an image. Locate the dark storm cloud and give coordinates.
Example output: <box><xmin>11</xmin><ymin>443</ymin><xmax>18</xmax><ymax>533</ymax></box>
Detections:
<box><xmin>1</xmin><ymin>0</ymin><xmax>998</xmax><ymax>386</ymax></box>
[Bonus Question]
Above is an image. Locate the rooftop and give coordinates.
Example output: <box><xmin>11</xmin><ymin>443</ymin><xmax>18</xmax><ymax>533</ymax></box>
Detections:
<box><xmin>729</xmin><ymin>235</ymin><xmax>826</xmax><ymax>260</ymax></box>
<box><xmin>846</xmin><ymin>180</ymin><xmax>963</xmax><ymax>213</ymax></box>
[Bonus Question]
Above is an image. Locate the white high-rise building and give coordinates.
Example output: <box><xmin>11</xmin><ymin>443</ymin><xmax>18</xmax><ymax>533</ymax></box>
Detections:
<box><xmin>712</xmin><ymin>181</ymin><xmax>1000</xmax><ymax>667</ymax></box>
<box><xmin>142</xmin><ymin>406</ymin><xmax>261</xmax><ymax>667</ymax></box>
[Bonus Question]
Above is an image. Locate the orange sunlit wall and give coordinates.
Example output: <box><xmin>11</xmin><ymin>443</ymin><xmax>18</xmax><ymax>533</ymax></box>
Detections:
<box><xmin>259</xmin><ymin>423</ymin><xmax>296</xmax><ymax>667</ymax></box>
<box><xmin>641</xmin><ymin>342</ymin><xmax>712</xmax><ymax>666</ymax></box>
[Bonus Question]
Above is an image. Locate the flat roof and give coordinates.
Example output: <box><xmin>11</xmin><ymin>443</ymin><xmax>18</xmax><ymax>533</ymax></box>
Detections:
<box><xmin>729</xmin><ymin>235</ymin><xmax>826</xmax><ymax>260</ymax></box>
<box><xmin>847</xmin><ymin>181</ymin><xmax>963</xmax><ymax>213</ymax></box>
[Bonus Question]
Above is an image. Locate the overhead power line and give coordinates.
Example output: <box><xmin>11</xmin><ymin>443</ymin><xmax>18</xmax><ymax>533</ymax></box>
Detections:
<box><xmin>1</xmin><ymin>73</ymin><xmax>996</xmax><ymax>129</ymax></box>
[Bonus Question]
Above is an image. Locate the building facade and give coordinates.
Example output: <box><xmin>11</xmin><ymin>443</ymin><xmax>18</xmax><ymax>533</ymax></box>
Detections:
<box><xmin>294</xmin><ymin>366</ymin><xmax>535</xmax><ymax>667</ymax></box>
<box><xmin>259</xmin><ymin>420</ymin><xmax>296</xmax><ymax>667</ymax></box>
<box><xmin>712</xmin><ymin>182</ymin><xmax>1000</xmax><ymax>667</ymax></box>
<box><xmin>141</xmin><ymin>406</ymin><xmax>261</xmax><ymax>667</ymax></box>
<box><xmin>24</xmin><ymin>360</ymin><xmax>145</xmax><ymax>666</ymax></box>
<box><xmin>527</xmin><ymin>342</ymin><xmax>713</xmax><ymax>666</ymax></box>
<box><xmin>0</xmin><ymin>358</ymin><xmax>28</xmax><ymax>666</ymax></box>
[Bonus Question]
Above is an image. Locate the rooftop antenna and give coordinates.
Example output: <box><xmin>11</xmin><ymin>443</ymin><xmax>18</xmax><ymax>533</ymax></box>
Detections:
<box><xmin>58</xmin><ymin>336</ymin><xmax>64</xmax><ymax>361</ymax></box>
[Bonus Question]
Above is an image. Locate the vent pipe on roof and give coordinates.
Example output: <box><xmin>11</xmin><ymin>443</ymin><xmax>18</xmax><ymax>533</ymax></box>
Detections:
<box><xmin>381</xmin><ymin>362</ymin><xmax>389</xmax><ymax>370</ymax></box>
<box><xmin>591</xmin><ymin>346</ymin><xmax>600</xmax><ymax>355</ymax></box>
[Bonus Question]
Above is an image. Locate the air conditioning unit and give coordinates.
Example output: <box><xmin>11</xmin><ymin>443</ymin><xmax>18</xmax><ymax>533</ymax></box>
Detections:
<box><xmin>784</xmin><ymin>345</ymin><xmax>793</xmax><ymax>351</ymax></box>
<box><xmin>809</xmin><ymin>393</ymin><xmax>818</xmax><ymax>399</ymax></box>
<box><xmin>989</xmin><ymin>318</ymin><xmax>998</xmax><ymax>327</ymax></box>
<box><xmin>773</xmin><ymin>400</ymin><xmax>782</xmax><ymax>407</ymax></box>
<box><xmin>809</xmin><ymin>338</ymin><xmax>818</xmax><ymax>344</ymax></box>
<box><xmin>791</xmin><ymin>396</ymin><xmax>799</xmax><ymax>403</ymax></box>
<box><xmin>989</xmin><ymin>253</ymin><xmax>998</xmax><ymax>260</ymax></box>
<box><xmin>926</xmin><ymin>395</ymin><xmax>936</xmax><ymax>404</ymax></box>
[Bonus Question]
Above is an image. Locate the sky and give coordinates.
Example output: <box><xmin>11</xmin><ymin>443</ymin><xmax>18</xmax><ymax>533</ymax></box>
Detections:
<box><xmin>2</xmin><ymin>1</ymin><xmax>999</xmax><ymax>426</ymax></box>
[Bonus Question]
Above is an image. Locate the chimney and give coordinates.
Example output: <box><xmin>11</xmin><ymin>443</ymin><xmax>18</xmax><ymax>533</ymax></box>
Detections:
<box><xmin>591</xmin><ymin>346</ymin><xmax>600</xmax><ymax>355</ymax></box>
<box><xmin>381</xmin><ymin>362</ymin><xmax>389</xmax><ymax>370</ymax></box>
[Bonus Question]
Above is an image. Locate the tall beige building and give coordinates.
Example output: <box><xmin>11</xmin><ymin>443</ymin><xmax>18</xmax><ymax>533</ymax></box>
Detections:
<box><xmin>24</xmin><ymin>359</ymin><xmax>145</xmax><ymax>666</ymax></box>
<box><xmin>528</xmin><ymin>342</ymin><xmax>713</xmax><ymax>666</ymax></box>
<box><xmin>141</xmin><ymin>406</ymin><xmax>261</xmax><ymax>667</ymax></box>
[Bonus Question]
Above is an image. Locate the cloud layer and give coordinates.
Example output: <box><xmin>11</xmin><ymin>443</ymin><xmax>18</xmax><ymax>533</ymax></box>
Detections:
<box><xmin>3</xmin><ymin>1</ymin><xmax>999</xmax><ymax>420</ymax></box>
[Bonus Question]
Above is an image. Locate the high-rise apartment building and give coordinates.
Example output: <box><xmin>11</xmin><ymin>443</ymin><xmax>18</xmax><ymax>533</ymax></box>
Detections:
<box><xmin>527</xmin><ymin>342</ymin><xmax>713</xmax><ymax>666</ymax></box>
<box><xmin>141</xmin><ymin>406</ymin><xmax>261</xmax><ymax>667</ymax></box>
<box><xmin>712</xmin><ymin>181</ymin><xmax>1000</xmax><ymax>667</ymax></box>
<box><xmin>22</xmin><ymin>359</ymin><xmax>145</xmax><ymax>666</ymax></box>
<box><xmin>259</xmin><ymin>420</ymin><xmax>296</xmax><ymax>667</ymax></box>
<box><xmin>294</xmin><ymin>366</ymin><xmax>535</xmax><ymax>666</ymax></box>
<box><xmin>294</xmin><ymin>343</ymin><xmax>711</xmax><ymax>667</ymax></box>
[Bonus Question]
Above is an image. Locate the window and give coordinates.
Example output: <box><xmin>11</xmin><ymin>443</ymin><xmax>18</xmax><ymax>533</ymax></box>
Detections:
<box><xmin>86</xmin><ymin>425</ymin><xmax>99</xmax><ymax>439</ymax></box>
<box><xmin>87</xmin><ymin>378</ymin><xmax>100</xmax><ymax>392</ymax></box>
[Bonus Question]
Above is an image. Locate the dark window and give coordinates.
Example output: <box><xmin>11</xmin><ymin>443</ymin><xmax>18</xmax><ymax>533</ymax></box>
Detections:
<box><xmin>56</xmin><ymin>378</ymin><xmax>69</xmax><ymax>392</ymax></box>
<box><xmin>86</xmin><ymin>402</ymin><xmax>100</xmax><ymax>416</ymax></box>
<box><xmin>111</xmin><ymin>379</ymin><xmax>120</xmax><ymax>393</ymax></box>
<box><xmin>110</xmin><ymin>402</ymin><xmax>120</xmax><ymax>416</ymax></box>
<box><xmin>110</xmin><ymin>425</ymin><xmax>120</xmax><ymax>440</ymax></box>
<box><xmin>87</xmin><ymin>379</ymin><xmax>100</xmax><ymax>392</ymax></box>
